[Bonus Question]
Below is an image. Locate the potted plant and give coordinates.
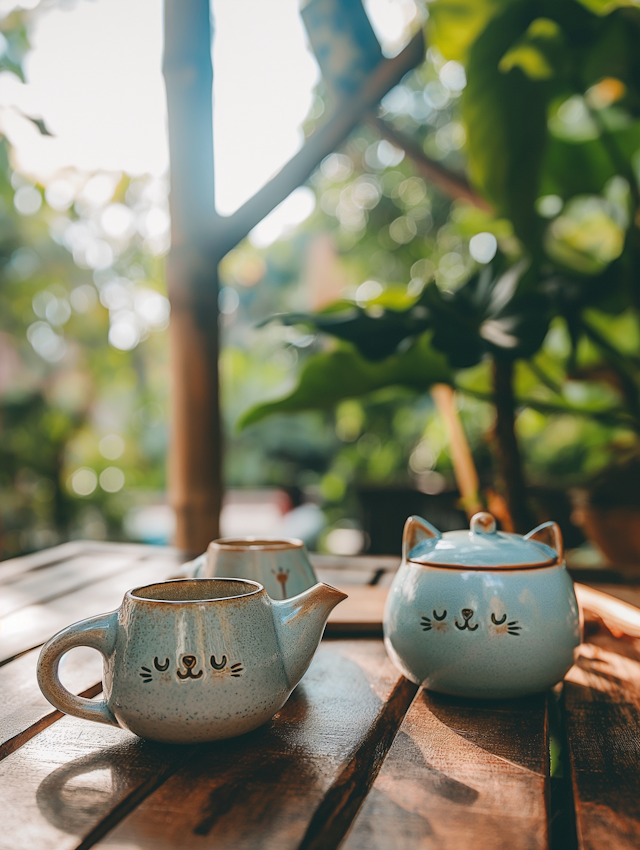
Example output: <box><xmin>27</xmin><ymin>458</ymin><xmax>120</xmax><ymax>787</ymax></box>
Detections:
<box><xmin>240</xmin><ymin>0</ymin><xmax>640</xmax><ymax>550</ymax></box>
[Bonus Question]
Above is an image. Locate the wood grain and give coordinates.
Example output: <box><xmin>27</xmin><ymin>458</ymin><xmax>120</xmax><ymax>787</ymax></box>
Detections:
<box><xmin>564</xmin><ymin>642</ymin><xmax>640</xmax><ymax>850</ymax></box>
<box><xmin>342</xmin><ymin>689</ymin><xmax>549</xmax><ymax>850</ymax></box>
<box><xmin>0</xmin><ymin>541</ymin><xmax>88</xmax><ymax>583</ymax></box>
<box><xmin>325</xmin><ymin>585</ymin><xmax>388</xmax><ymax>636</ymax></box>
<box><xmin>91</xmin><ymin>641</ymin><xmax>416</xmax><ymax>850</ymax></box>
<box><xmin>0</xmin><ymin>714</ymin><xmax>190</xmax><ymax>850</ymax></box>
<box><xmin>0</xmin><ymin>646</ymin><xmax>103</xmax><ymax>760</ymax></box>
<box><xmin>315</xmin><ymin>568</ymin><xmax>377</xmax><ymax>587</ymax></box>
<box><xmin>0</xmin><ymin>542</ymin><xmax>177</xmax><ymax>584</ymax></box>
<box><xmin>0</xmin><ymin>559</ymin><xmax>178</xmax><ymax>664</ymax></box>
<box><xmin>0</xmin><ymin>553</ymin><xmax>148</xmax><ymax>618</ymax></box>
<box><xmin>311</xmin><ymin>554</ymin><xmax>400</xmax><ymax>575</ymax></box>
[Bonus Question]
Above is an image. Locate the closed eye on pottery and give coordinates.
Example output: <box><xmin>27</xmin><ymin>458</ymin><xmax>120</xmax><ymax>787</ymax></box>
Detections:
<box><xmin>432</xmin><ymin>609</ymin><xmax>447</xmax><ymax>621</ymax></box>
<box><xmin>491</xmin><ymin>613</ymin><xmax>507</xmax><ymax>625</ymax></box>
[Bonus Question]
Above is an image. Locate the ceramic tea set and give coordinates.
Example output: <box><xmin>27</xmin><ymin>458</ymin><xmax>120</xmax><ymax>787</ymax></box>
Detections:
<box><xmin>385</xmin><ymin>512</ymin><xmax>581</xmax><ymax>699</ymax></box>
<box><xmin>38</xmin><ymin>513</ymin><xmax>582</xmax><ymax>743</ymax></box>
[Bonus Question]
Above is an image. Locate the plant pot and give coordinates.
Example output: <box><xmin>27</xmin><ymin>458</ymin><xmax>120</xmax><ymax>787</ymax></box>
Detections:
<box><xmin>572</xmin><ymin>505</ymin><xmax>640</xmax><ymax>566</ymax></box>
<box><xmin>357</xmin><ymin>487</ymin><xmax>467</xmax><ymax>556</ymax></box>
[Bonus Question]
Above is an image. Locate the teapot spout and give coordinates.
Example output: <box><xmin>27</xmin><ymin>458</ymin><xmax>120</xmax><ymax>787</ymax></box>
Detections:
<box><xmin>272</xmin><ymin>583</ymin><xmax>347</xmax><ymax>689</ymax></box>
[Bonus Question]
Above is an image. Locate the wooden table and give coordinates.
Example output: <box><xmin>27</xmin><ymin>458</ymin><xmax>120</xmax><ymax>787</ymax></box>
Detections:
<box><xmin>1</xmin><ymin>542</ymin><xmax>640</xmax><ymax>850</ymax></box>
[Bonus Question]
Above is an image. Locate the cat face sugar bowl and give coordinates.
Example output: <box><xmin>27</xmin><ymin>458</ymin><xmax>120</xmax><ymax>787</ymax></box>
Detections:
<box><xmin>384</xmin><ymin>512</ymin><xmax>581</xmax><ymax>699</ymax></box>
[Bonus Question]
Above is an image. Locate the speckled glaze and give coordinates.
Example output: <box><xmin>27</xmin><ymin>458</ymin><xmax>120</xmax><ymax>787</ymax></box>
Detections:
<box><xmin>384</xmin><ymin>513</ymin><xmax>582</xmax><ymax>699</ymax></box>
<box><xmin>202</xmin><ymin>538</ymin><xmax>318</xmax><ymax>600</ymax></box>
<box><xmin>37</xmin><ymin>577</ymin><xmax>346</xmax><ymax>743</ymax></box>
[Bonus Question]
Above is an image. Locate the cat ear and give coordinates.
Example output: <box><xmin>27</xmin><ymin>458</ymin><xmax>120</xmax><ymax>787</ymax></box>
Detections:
<box><xmin>524</xmin><ymin>521</ymin><xmax>563</xmax><ymax>564</ymax></box>
<box><xmin>403</xmin><ymin>515</ymin><xmax>441</xmax><ymax>561</ymax></box>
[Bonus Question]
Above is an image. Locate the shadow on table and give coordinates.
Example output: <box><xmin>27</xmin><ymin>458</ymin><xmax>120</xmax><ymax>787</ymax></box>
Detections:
<box><xmin>34</xmin><ymin>680</ymin><xmax>320</xmax><ymax>840</ymax></box>
<box><xmin>35</xmin><ymin>737</ymin><xmax>187</xmax><ymax>835</ymax></box>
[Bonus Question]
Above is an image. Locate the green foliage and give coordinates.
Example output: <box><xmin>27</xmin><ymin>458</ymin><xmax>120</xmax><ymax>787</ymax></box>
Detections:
<box><xmin>238</xmin><ymin>334</ymin><xmax>452</xmax><ymax>428</ymax></box>
<box><xmin>239</xmin><ymin>0</ymin><xmax>640</xmax><ymax>508</ymax></box>
<box><xmin>463</xmin><ymin>4</ymin><xmax>554</xmax><ymax>247</ymax></box>
<box><xmin>426</xmin><ymin>0</ymin><xmax>512</xmax><ymax>62</ymax></box>
<box><xmin>262</xmin><ymin>296</ymin><xmax>431</xmax><ymax>361</ymax></box>
<box><xmin>0</xmin><ymin>8</ymin><xmax>175</xmax><ymax>558</ymax></box>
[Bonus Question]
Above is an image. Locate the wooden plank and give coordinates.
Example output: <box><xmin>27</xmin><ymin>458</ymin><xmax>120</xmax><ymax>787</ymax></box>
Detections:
<box><xmin>343</xmin><ymin>689</ymin><xmax>549</xmax><ymax>850</ymax></box>
<box><xmin>0</xmin><ymin>541</ymin><xmax>89</xmax><ymax>583</ymax></box>
<box><xmin>310</xmin><ymin>554</ymin><xmax>400</xmax><ymax>574</ymax></box>
<box><xmin>0</xmin><ymin>541</ymin><xmax>182</xmax><ymax>585</ymax></box>
<box><xmin>0</xmin><ymin>559</ymin><xmax>178</xmax><ymax>664</ymax></box>
<box><xmin>0</xmin><ymin>714</ymin><xmax>190</xmax><ymax>850</ymax></box>
<box><xmin>89</xmin><ymin>641</ymin><xmax>416</xmax><ymax>850</ymax></box>
<box><xmin>564</xmin><ymin>641</ymin><xmax>640</xmax><ymax>849</ymax></box>
<box><xmin>0</xmin><ymin>553</ymin><xmax>150</xmax><ymax>619</ymax></box>
<box><xmin>582</xmin><ymin>583</ymin><xmax>640</xmax><ymax>611</ymax></box>
<box><xmin>326</xmin><ymin>585</ymin><xmax>388</xmax><ymax>636</ymax></box>
<box><xmin>314</xmin><ymin>568</ymin><xmax>376</xmax><ymax>587</ymax></box>
<box><xmin>0</xmin><ymin>646</ymin><xmax>103</xmax><ymax>760</ymax></box>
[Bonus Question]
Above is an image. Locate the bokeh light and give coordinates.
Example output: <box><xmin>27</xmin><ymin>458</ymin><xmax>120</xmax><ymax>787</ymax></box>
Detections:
<box><xmin>99</xmin><ymin>466</ymin><xmax>125</xmax><ymax>493</ymax></box>
<box><xmin>469</xmin><ymin>232</ymin><xmax>498</xmax><ymax>263</ymax></box>
<box><xmin>70</xmin><ymin>467</ymin><xmax>98</xmax><ymax>496</ymax></box>
<box><xmin>99</xmin><ymin>434</ymin><xmax>125</xmax><ymax>460</ymax></box>
<box><xmin>27</xmin><ymin>321</ymin><xmax>66</xmax><ymax>361</ymax></box>
<box><xmin>14</xmin><ymin>185</ymin><xmax>41</xmax><ymax>215</ymax></box>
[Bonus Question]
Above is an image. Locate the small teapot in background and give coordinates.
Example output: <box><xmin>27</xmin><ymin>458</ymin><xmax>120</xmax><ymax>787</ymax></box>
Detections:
<box><xmin>186</xmin><ymin>537</ymin><xmax>318</xmax><ymax>600</ymax></box>
<box><xmin>384</xmin><ymin>512</ymin><xmax>582</xmax><ymax>699</ymax></box>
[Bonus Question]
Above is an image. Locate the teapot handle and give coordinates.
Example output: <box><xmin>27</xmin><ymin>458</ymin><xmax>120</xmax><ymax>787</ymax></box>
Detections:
<box><xmin>524</xmin><ymin>521</ymin><xmax>564</xmax><ymax>564</ymax></box>
<box><xmin>402</xmin><ymin>515</ymin><xmax>441</xmax><ymax>561</ymax></box>
<box><xmin>37</xmin><ymin>612</ymin><xmax>119</xmax><ymax>727</ymax></box>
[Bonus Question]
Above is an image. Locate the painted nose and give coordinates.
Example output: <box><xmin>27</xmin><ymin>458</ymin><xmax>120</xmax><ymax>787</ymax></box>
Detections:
<box><xmin>183</xmin><ymin>655</ymin><xmax>196</xmax><ymax>668</ymax></box>
<box><xmin>461</xmin><ymin>608</ymin><xmax>473</xmax><ymax>619</ymax></box>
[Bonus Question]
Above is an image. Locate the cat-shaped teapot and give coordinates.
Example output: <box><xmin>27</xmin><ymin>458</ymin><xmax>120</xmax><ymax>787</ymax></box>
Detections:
<box><xmin>384</xmin><ymin>512</ymin><xmax>582</xmax><ymax>698</ymax></box>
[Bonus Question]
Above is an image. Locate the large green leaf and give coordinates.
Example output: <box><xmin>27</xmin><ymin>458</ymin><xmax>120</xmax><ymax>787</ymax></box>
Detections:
<box><xmin>541</xmin><ymin>134</ymin><xmax>621</xmax><ymax>198</ymax></box>
<box><xmin>574</xmin><ymin>0</ymin><xmax>639</xmax><ymax>15</ymax></box>
<box><xmin>423</xmin><ymin>261</ymin><xmax>552</xmax><ymax>365</ymax></box>
<box><xmin>264</xmin><ymin>301</ymin><xmax>431</xmax><ymax>361</ymax></box>
<box><xmin>498</xmin><ymin>17</ymin><xmax>566</xmax><ymax>80</ymax></box>
<box><xmin>237</xmin><ymin>335</ymin><xmax>453</xmax><ymax>429</ymax></box>
<box><xmin>580</xmin><ymin>12</ymin><xmax>640</xmax><ymax>112</ymax></box>
<box><xmin>427</xmin><ymin>0</ymin><xmax>514</xmax><ymax>61</ymax></box>
<box><xmin>262</xmin><ymin>255</ymin><xmax>552</xmax><ymax>373</ymax></box>
<box><xmin>462</xmin><ymin>2</ymin><xmax>555</xmax><ymax>249</ymax></box>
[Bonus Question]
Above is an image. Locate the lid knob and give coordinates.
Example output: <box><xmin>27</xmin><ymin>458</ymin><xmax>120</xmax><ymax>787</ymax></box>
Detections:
<box><xmin>470</xmin><ymin>512</ymin><xmax>497</xmax><ymax>535</ymax></box>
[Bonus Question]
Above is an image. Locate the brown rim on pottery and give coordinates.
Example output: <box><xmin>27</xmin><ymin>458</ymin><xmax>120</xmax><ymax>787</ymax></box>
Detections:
<box><xmin>130</xmin><ymin>577</ymin><xmax>263</xmax><ymax>604</ymax></box>
<box><xmin>210</xmin><ymin>537</ymin><xmax>304</xmax><ymax>551</ymax></box>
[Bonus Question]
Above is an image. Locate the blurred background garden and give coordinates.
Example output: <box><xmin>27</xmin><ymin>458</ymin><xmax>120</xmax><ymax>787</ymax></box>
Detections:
<box><xmin>3</xmin><ymin>0</ymin><xmax>640</xmax><ymax>562</ymax></box>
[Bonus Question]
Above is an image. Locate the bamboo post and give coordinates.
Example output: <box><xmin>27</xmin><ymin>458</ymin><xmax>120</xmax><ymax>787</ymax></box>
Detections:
<box><xmin>430</xmin><ymin>384</ymin><xmax>483</xmax><ymax>518</ymax></box>
<box><xmin>161</xmin><ymin>10</ymin><xmax>425</xmax><ymax>554</ymax></box>
<box><xmin>163</xmin><ymin>0</ymin><xmax>221</xmax><ymax>554</ymax></box>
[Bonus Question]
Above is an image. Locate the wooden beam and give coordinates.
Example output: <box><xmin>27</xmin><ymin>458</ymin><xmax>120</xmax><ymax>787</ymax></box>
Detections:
<box><xmin>164</xmin><ymin>0</ymin><xmax>222</xmax><ymax>554</ymax></box>
<box><xmin>366</xmin><ymin>113</ymin><xmax>492</xmax><ymax>210</ymax></box>
<box><xmin>212</xmin><ymin>30</ymin><xmax>425</xmax><ymax>258</ymax></box>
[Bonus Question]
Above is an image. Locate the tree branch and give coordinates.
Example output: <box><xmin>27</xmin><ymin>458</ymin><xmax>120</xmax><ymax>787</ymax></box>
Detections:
<box><xmin>365</xmin><ymin>113</ymin><xmax>492</xmax><ymax>211</ymax></box>
<box><xmin>212</xmin><ymin>31</ymin><xmax>425</xmax><ymax>258</ymax></box>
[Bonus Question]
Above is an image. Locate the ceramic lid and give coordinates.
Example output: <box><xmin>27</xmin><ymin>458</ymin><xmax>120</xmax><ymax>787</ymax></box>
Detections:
<box><xmin>407</xmin><ymin>512</ymin><xmax>559</xmax><ymax>569</ymax></box>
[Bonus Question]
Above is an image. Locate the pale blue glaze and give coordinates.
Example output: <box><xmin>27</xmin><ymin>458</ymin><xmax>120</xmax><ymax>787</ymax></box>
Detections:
<box><xmin>204</xmin><ymin>538</ymin><xmax>318</xmax><ymax>600</ymax></box>
<box><xmin>409</xmin><ymin>529</ymin><xmax>556</xmax><ymax>568</ymax></box>
<box><xmin>37</xmin><ymin>578</ymin><xmax>347</xmax><ymax>743</ymax></box>
<box><xmin>384</xmin><ymin>514</ymin><xmax>582</xmax><ymax>699</ymax></box>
